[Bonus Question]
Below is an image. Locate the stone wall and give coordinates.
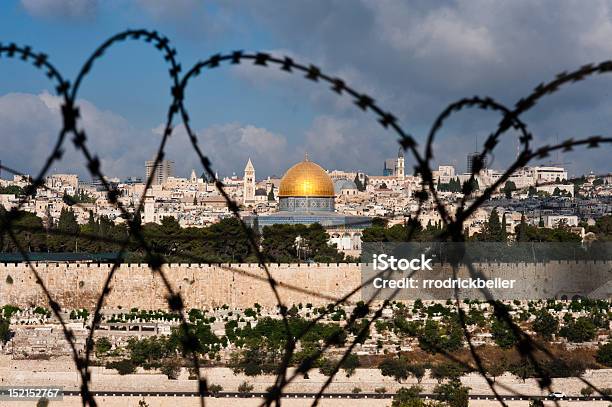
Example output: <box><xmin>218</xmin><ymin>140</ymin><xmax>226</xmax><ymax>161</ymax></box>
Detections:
<box><xmin>0</xmin><ymin>262</ymin><xmax>361</xmax><ymax>310</ymax></box>
<box><xmin>0</xmin><ymin>261</ymin><xmax>610</xmax><ymax>310</ymax></box>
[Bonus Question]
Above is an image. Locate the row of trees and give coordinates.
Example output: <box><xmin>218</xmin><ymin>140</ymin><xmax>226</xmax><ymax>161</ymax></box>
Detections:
<box><xmin>1</xmin><ymin>205</ymin><xmax>608</xmax><ymax>262</ymax></box>
<box><xmin>472</xmin><ymin>208</ymin><xmax>582</xmax><ymax>243</ymax></box>
<box><xmin>436</xmin><ymin>177</ymin><xmax>480</xmax><ymax>194</ymax></box>
<box><xmin>0</xmin><ymin>207</ymin><xmax>128</xmax><ymax>254</ymax></box>
<box><xmin>362</xmin><ymin>210</ymin><xmax>592</xmax><ymax>245</ymax></box>
<box><xmin>0</xmin><ymin>208</ymin><xmax>346</xmax><ymax>263</ymax></box>
<box><xmin>0</xmin><ymin>185</ymin><xmax>25</xmax><ymax>195</ymax></box>
<box><xmin>362</xmin><ymin>218</ymin><xmax>446</xmax><ymax>242</ymax></box>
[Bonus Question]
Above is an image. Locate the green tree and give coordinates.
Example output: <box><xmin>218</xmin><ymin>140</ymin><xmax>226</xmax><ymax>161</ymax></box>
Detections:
<box><xmin>0</xmin><ymin>316</ymin><xmax>10</xmax><ymax>343</ymax></box>
<box><xmin>318</xmin><ymin>358</ymin><xmax>336</xmax><ymax>377</ymax></box>
<box><xmin>56</xmin><ymin>207</ymin><xmax>79</xmax><ymax>250</ymax></box>
<box><xmin>515</xmin><ymin>213</ymin><xmax>528</xmax><ymax>242</ymax></box>
<box><xmin>596</xmin><ymin>342</ymin><xmax>612</xmax><ymax>367</ymax></box>
<box><xmin>106</xmin><ymin>359</ymin><xmax>137</xmax><ymax>375</ymax></box>
<box><xmin>127</xmin><ymin>336</ymin><xmax>174</xmax><ymax>368</ymax></box>
<box><xmin>462</xmin><ymin>178</ymin><xmax>479</xmax><ymax>195</ymax></box>
<box><xmin>408</xmin><ymin>364</ymin><xmax>426</xmax><ymax>383</ymax></box>
<box><xmin>532</xmin><ymin>309</ymin><xmax>559</xmax><ymax>340</ymax></box>
<box><xmin>559</xmin><ymin>317</ymin><xmax>596</xmax><ymax>342</ymax></box>
<box><xmin>485</xmin><ymin>358</ymin><xmax>507</xmax><ymax>383</ymax></box>
<box><xmin>354</xmin><ymin>174</ymin><xmax>365</xmax><ymax>191</ymax></box>
<box><xmin>509</xmin><ymin>359</ymin><xmax>536</xmax><ymax>382</ymax></box>
<box><xmin>418</xmin><ymin>320</ymin><xmax>463</xmax><ymax>354</ymax></box>
<box><xmin>430</xmin><ymin>362</ymin><xmax>465</xmax><ymax>383</ymax></box>
<box><xmin>391</xmin><ymin>385</ymin><xmax>424</xmax><ymax>407</ymax></box>
<box><xmin>484</xmin><ymin>207</ymin><xmax>504</xmax><ymax>241</ymax></box>
<box><xmin>95</xmin><ymin>337</ymin><xmax>112</xmax><ymax>356</ymax></box>
<box><xmin>160</xmin><ymin>357</ymin><xmax>182</xmax><ymax>379</ymax></box>
<box><xmin>528</xmin><ymin>185</ymin><xmax>537</xmax><ymax>197</ymax></box>
<box><xmin>501</xmin><ymin>212</ymin><xmax>508</xmax><ymax>242</ymax></box>
<box><xmin>342</xmin><ymin>353</ymin><xmax>360</xmax><ymax>377</ymax></box>
<box><xmin>208</xmin><ymin>384</ymin><xmax>223</xmax><ymax>395</ymax></box>
<box><xmin>491</xmin><ymin>318</ymin><xmax>519</xmax><ymax>349</ymax></box>
<box><xmin>433</xmin><ymin>379</ymin><xmax>470</xmax><ymax>407</ymax></box>
<box><xmin>57</xmin><ymin>208</ymin><xmax>79</xmax><ymax>235</ymax></box>
<box><xmin>543</xmin><ymin>357</ymin><xmax>585</xmax><ymax>378</ymax></box>
<box><xmin>237</xmin><ymin>381</ymin><xmax>254</xmax><ymax>394</ymax></box>
<box><xmin>379</xmin><ymin>356</ymin><xmax>409</xmax><ymax>382</ymax></box>
<box><xmin>502</xmin><ymin>181</ymin><xmax>517</xmax><ymax>198</ymax></box>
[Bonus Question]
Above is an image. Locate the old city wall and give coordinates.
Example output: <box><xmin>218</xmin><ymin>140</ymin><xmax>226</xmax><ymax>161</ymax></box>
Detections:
<box><xmin>0</xmin><ymin>262</ymin><xmax>362</xmax><ymax>310</ymax></box>
<box><xmin>0</xmin><ymin>261</ymin><xmax>610</xmax><ymax>310</ymax></box>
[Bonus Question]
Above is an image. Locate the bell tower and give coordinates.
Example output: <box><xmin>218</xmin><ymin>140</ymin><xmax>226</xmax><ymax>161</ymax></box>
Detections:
<box><xmin>396</xmin><ymin>147</ymin><xmax>405</xmax><ymax>180</ymax></box>
<box><xmin>243</xmin><ymin>158</ymin><xmax>255</xmax><ymax>205</ymax></box>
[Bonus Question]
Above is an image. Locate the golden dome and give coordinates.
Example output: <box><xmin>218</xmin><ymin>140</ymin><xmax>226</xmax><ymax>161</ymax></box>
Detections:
<box><xmin>278</xmin><ymin>157</ymin><xmax>335</xmax><ymax>197</ymax></box>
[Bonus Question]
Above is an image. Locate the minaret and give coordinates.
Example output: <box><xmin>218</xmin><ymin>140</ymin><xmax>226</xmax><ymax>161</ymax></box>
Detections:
<box><xmin>243</xmin><ymin>158</ymin><xmax>255</xmax><ymax>205</ymax></box>
<box><xmin>396</xmin><ymin>147</ymin><xmax>405</xmax><ymax>180</ymax></box>
<box><xmin>144</xmin><ymin>196</ymin><xmax>155</xmax><ymax>224</ymax></box>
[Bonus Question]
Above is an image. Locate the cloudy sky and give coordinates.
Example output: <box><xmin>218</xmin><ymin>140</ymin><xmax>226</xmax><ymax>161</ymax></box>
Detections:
<box><xmin>0</xmin><ymin>0</ymin><xmax>611</xmax><ymax>180</ymax></box>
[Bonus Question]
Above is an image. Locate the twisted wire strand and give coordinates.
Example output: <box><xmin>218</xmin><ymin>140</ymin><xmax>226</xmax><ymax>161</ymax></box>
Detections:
<box><xmin>0</xmin><ymin>31</ymin><xmax>610</xmax><ymax>407</ymax></box>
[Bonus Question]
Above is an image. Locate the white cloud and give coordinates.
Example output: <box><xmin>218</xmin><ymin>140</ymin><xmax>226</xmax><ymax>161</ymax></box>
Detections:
<box><xmin>135</xmin><ymin>0</ymin><xmax>200</xmax><ymax>20</ymax></box>
<box><xmin>373</xmin><ymin>2</ymin><xmax>498</xmax><ymax>63</ymax></box>
<box><xmin>166</xmin><ymin>123</ymin><xmax>291</xmax><ymax>178</ymax></box>
<box><xmin>20</xmin><ymin>0</ymin><xmax>97</xmax><ymax>20</ymax></box>
<box><xmin>302</xmin><ymin>115</ymin><xmax>394</xmax><ymax>174</ymax></box>
<box><xmin>0</xmin><ymin>92</ymin><xmax>155</xmax><ymax>180</ymax></box>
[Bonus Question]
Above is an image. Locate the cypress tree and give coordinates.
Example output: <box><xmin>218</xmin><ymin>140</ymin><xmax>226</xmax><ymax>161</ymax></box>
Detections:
<box><xmin>516</xmin><ymin>213</ymin><xmax>528</xmax><ymax>242</ymax></box>
<box><xmin>354</xmin><ymin>174</ymin><xmax>364</xmax><ymax>191</ymax></box>
<box><xmin>501</xmin><ymin>212</ymin><xmax>508</xmax><ymax>242</ymax></box>
<box><xmin>487</xmin><ymin>208</ymin><xmax>502</xmax><ymax>241</ymax></box>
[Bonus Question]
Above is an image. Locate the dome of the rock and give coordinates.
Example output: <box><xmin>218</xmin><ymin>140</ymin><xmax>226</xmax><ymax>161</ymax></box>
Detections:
<box><xmin>278</xmin><ymin>157</ymin><xmax>335</xmax><ymax>198</ymax></box>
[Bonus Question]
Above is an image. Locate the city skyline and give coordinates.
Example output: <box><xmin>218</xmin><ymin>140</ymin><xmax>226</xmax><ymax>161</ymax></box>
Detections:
<box><xmin>0</xmin><ymin>1</ymin><xmax>611</xmax><ymax>180</ymax></box>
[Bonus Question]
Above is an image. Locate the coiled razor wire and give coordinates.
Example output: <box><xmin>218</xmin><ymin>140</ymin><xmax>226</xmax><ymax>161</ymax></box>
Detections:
<box><xmin>0</xmin><ymin>30</ymin><xmax>610</xmax><ymax>407</ymax></box>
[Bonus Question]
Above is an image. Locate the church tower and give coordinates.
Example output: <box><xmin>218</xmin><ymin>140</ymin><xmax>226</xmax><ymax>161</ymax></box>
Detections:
<box><xmin>396</xmin><ymin>147</ymin><xmax>405</xmax><ymax>180</ymax></box>
<box><xmin>243</xmin><ymin>158</ymin><xmax>255</xmax><ymax>205</ymax></box>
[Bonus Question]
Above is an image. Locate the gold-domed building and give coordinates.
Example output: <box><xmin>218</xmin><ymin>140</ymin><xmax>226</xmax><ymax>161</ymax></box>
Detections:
<box><xmin>277</xmin><ymin>157</ymin><xmax>336</xmax><ymax>212</ymax></box>
<box><xmin>245</xmin><ymin>156</ymin><xmax>371</xmax><ymax>240</ymax></box>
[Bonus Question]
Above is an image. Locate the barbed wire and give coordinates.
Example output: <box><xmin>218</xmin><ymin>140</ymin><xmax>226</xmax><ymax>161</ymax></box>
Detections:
<box><xmin>0</xmin><ymin>30</ymin><xmax>610</xmax><ymax>407</ymax></box>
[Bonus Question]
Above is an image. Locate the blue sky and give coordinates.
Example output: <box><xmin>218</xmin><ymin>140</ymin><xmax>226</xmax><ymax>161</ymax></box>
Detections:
<box><xmin>0</xmin><ymin>0</ymin><xmax>611</xmax><ymax>180</ymax></box>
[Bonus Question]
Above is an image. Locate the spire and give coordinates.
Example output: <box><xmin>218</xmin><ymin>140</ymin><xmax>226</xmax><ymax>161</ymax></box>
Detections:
<box><xmin>398</xmin><ymin>146</ymin><xmax>404</xmax><ymax>158</ymax></box>
<box><xmin>245</xmin><ymin>157</ymin><xmax>254</xmax><ymax>171</ymax></box>
<box><xmin>304</xmin><ymin>152</ymin><xmax>309</xmax><ymax>161</ymax></box>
